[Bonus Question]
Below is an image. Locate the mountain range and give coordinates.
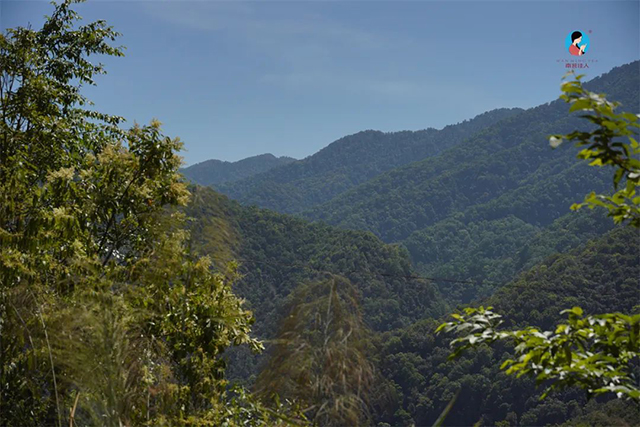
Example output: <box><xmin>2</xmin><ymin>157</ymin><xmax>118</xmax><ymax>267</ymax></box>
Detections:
<box><xmin>183</xmin><ymin>61</ymin><xmax>639</xmax><ymax>425</ymax></box>
<box><xmin>213</xmin><ymin>108</ymin><xmax>523</xmax><ymax>214</ymax></box>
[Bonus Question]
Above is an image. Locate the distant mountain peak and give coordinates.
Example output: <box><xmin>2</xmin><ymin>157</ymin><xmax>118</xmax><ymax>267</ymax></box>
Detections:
<box><xmin>181</xmin><ymin>153</ymin><xmax>297</xmax><ymax>186</ymax></box>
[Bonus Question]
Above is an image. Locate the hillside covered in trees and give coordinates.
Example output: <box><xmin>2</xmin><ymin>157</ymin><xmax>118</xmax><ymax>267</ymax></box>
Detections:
<box><xmin>182</xmin><ymin>185</ymin><xmax>638</xmax><ymax>425</ymax></box>
<box><xmin>304</xmin><ymin>62</ymin><xmax>638</xmax><ymax>241</ymax></box>
<box><xmin>186</xmin><ymin>186</ymin><xmax>445</xmax><ymax>336</ymax></box>
<box><xmin>300</xmin><ymin>62</ymin><xmax>638</xmax><ymax>305</ymax></box>
<box><xmin>374</xmin><ymin>227</ymin><xmax>639</xmax><ymax>426</ymax></box>
<box><xmin>216</xmin><ymin>108</ymin><xmax>523</xmax><ymax>214</ymax></box>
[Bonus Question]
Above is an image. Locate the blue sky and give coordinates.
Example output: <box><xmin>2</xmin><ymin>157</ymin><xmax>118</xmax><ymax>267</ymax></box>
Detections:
<box><xmin>2</xmin><ymin>1</ymin><xmax>639</xmax><ymax>166</ymax></box>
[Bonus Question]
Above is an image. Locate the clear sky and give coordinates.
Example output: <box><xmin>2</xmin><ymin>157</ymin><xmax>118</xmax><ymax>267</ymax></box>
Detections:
<box><xmin>2</xmin><ymin>1</ymin><xmax>639</xmax><ymax>166</ymax></box>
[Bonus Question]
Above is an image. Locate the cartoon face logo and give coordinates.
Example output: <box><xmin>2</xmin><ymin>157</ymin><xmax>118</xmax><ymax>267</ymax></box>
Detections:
<box><xmin>566</xmin><ymin>30</ymin><xmax>590</xmax><ymax>56</ymax></box>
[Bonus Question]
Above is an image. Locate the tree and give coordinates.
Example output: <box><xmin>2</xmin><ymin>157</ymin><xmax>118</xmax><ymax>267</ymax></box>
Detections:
<box><xmin>255</xmin><ymin>275</ymin><xmax>375</xmax><ymax>426</ymax></box>
<box><xmin>437</xmin><ymin>306</ymin><xmax>640</xmax><ymax>400</ymax></box>
<box><xmin>550</xmin><ymin>72</ymin><xmax>640</xmax><ymax>227</ymax></box>
<box><xmin>0</xmin><ymin>1</ymin><xmax>304</xmax><ymax>425</ymax></box>
<box><xmin>438</xmin><ymin>72</ymin><xmax>640</xmax><ymax>401</ymax></box>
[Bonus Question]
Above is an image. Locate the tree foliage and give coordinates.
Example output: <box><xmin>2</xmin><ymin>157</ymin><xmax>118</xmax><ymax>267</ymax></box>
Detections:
<box><xmin>438</xmin><ymin>306</ymin><xmax>640</xmax><ymax>400</ymax></box>
<box><xmin>255</xmin><ymin>276</ymin><xmax>375</xmax><ymax>426</ymax></box>
<box><xmin>438</xmin><ymin>72</ymin><xmax>640</xmax><ymax>404</ymax></box>
<box><xmin>550</xmin><ymin>71</ymin><xmax>640</xmax><ymax>227</ymax></box>
<box><xmin>0</xmin><ymin>2</ymin><xmax>303</xmax><ymax>425</ymax></box>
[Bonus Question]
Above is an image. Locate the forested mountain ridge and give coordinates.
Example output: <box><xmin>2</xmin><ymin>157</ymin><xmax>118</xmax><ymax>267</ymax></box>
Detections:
<box><xmin>304</xmin><ymin>62</ymin><xmax>639</xmax><ymax>244</ymax></box>
<box><xmin>186</xmin><ymin>185</ymin><xmax>444</xmax><ymax>335</ymax></box>
<box><xmin>294</xmin><ymin>62</ymin><xmax>638</xmax><ymax>309</ymax></box>
<box><xmin>374</xmin><ymin>227</ymin><xmax>640</xmax><ymax>427</ymax></box>
<box><xmin>216</xmin><ymin>108</ymin><xmax>523</xmax><ymax>214</ymax></box>
<box><xmin>402</xmin><ymin>171</ymin><xmax>616</xmax><ymax>305</ymax></box>
<box><xmin>181</xmin><ymin>153</ymin><xmax>296</xmax><ymax>186</ymax></box>
<box><xmin>183</xmin><ymin>185</ymin><xmax>446</xmax><ymax>380</ymax></box>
